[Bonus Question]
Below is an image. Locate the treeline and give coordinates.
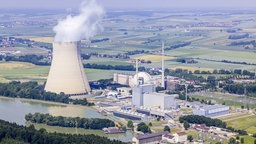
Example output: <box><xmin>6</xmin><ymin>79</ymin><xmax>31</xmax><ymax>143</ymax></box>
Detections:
<box><xmin>221</xmin><ymin>60</ymin><xmax>256</xmax><ymax>66</ymax></box>
<box><xmin>228</xmin><ymin>33</ymin><xmax>249</xmax><ymax>40</ymax></box>
<box><xmin>165</xmin><ymin>42</ymin><xmax>191</xmax><ymax>51</ymax></box>
<box><xmin>84</xmin><ymin>63</ymin><xmax>146</xmax><ymax>71</ymax></box>
<box><xmin>224</xmin><ymin>83</ymin><xmax>256</xmax><ymax>96</ymax></box>
<box><xmin>4</xmin><ymin>54</ymin><xmax>50</xmax><ymax>65</ymax></box>
<box><xmin>81</xmin><ymin>54</ymin><xmax>91</xmax><ymax>60</ymax></box>
<box><xmin>0</xmin><ymin>81</ymin><xmax>94</xmax><ymax>106</ymax></box>
<box><xmin>91</xmin><ymin>38</ymin><xmax>109</xmax><ymax>43</ymax></box>
<box><xmin>179</xmin><ymin>115</ymin><xmax>227</xmax><ymax>128</ymax></box>
<box><xmin>192</xmin><ymin>68</ymin><xmax>255</xmax><ymax>77</ymax></box>
<box><xmin>179</xmin><ymin>115</ymin><xmax>247</xmax><ymax>135</ymax></box>
<box><xmin>0</xmin><ymin>119</ymin><xmax>124</xmax><ymax>144</ymax></box>
<box><xmin>25</xmin><ymin>113</ymin><xmax>115</xmax><ymax>130</ymax></box>
<box><xmin>229</xmin><ymin>40</ymin><xmax>256</xmax><ymax>46</ymax></box>
<box><xmin>2</xmin><ymin>54</ymin><xmax>92</xmax><ymax>66</ymax></box>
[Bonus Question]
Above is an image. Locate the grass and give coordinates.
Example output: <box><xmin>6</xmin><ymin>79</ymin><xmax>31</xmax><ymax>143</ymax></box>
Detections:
<box><xmin>27</xmin><ymin>122</ymin><xmax>105</xmax><ymax>135</ymax></box>
<box><xmin>26</xmin><ymin>122</ymin><xmax>134</xmax><ymax>142</ymax></box>
<box><xmin>190</xmin><ymin>92</ymin><xmax>256</xmax><ymax>109</ymax></box>
<box><xmin>224</xmin><ymin>115</ymin><xmax>256</xmax><ymax>133</ymax></box>
<box><xmin>132</xmin><ymin>54</ymin><xmax>175</xmax><ymax>63</ymax></box>
<box><xmin>242</xmin><ymin>136</ymin><xmax>256</xmax><ymax>144</ymax></box>
<box><xmin>0</xmin><ymin>62</ymin><xmax>134</xmax><ymax>83</ymax></box>
<box><xmin>0</xmin><ymin>61</ymin><xmax>35</xmax><ymax>70</ymax></box>
<box><xmin>29</xmin><ymin>37</ymin><xmax>53</xmax><ymax>43</ymax></box>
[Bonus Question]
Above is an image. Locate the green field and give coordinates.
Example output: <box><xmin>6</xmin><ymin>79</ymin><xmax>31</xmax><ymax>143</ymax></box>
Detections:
<box><xmin>0</xmin><ymin>62</ymin><xmax>134</xmax><ymax>83</ymax></box>
<box><xmin>190</xmin><ymin>92</ymin><xmax>256</xmax><ymax>109</ymax></box>
<box><xmin>223</xmin><ymin>114</ymin><xmax>256</xmax><ymax>134</ymax></box>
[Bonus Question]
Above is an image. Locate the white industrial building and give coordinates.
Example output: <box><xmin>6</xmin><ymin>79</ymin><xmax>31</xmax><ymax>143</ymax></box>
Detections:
<box><xmin>193</xmin><ymin>104</ymin><xmax>230</xmax><ymax>118</ymax></box>
<box><xmin>113</xmin><ymin>72</ymin><xmax>154</xmax><ymax>87</ymax></box>
<box><xmin>143</xmin><ymin>93</ymin><xmax>178</xmax><ymax>110</ymax></box>
<box><xmin>132</xmin><ymin>84</ymin><xmax>155</xmax><ymax>107</ymax></box>
<box><xmin>132</xmin><ymin>83</ymin><xmax>178</xmax><ymax>110</ymax></box>
<box><xmin>113</xmin><ymin>73</ymin><xmax>133</xmax><ymax>86</ymax></box>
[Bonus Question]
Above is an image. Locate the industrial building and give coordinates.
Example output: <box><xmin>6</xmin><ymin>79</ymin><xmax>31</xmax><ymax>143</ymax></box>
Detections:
<box><xmin>113</xmin><ymin>73</ymin><xmax>133</xmax><ymax>86</ymax></box>
<box><xmin>113</xmin><ymin>109</ymin><xmax>147</xmax><ymax>121</ymax></box>
<box><xmin>45</xmin><ymin>42</ymin><xmax>91</xmax><ymax>95</ymax></box>
<box><xmin>143</xmin><ymin>93</ymin><xmax>178</xmax><ymax>110</ymax></box>
<box><xmin>136</xmin><ymin>106</ymin><xmax>174</xmax><ymax>119</ymax></box>
<box><xmin>193</xmin><ymin>104</ymin><xmax>230</xmax><ymax>118</ymax></box>
<box><xmin>132</xmin><ymin>131</ymin><xmax>169</xmax><ymax>144</ymax></box>
<box><xmin>132</xmin><ymin>83</ymin><xmax>155</xmax><ymax>107</ymax></box>
<box><xmin>113</xmin><ymin>72</ymin><xmax>154</xmax><ymax>87</ymax></box>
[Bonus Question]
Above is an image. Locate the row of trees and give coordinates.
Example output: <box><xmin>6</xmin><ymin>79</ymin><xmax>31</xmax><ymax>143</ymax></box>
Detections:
<box><xmin>25</xmin><ymin>113</ymin><xmax>115</xmax><ymax>130</ymax></box>
<box><xmin>0</xmin><ymin>81</ymin><xmax>94</xmax><ymax>106</ymax></box>
<box><xmin>224</xmin><ymin>83</ymin><xmax>256</xmax><ymax>97</ymax></box>
<box><xmin>228</xmin><ymin>33</ymin><xmax>249</xmax><ymax>40</ymax></box>
<box><xmin>84</xmin><ymin>63</ymin><xmax>146</xmax><ymax>71</ymax></box>
<box><xmin>4</xmin><ymin>54</ymin><xmax>50</xmax><ymax>65</ymax></box>
<box><xmin>179</xmin><ymin>115</ymin><xmax>227</xmax><ymax>128</ymax></box>
<box><xmin>0</xmin><ymin>119</ymin><xmax>124</xmax><ymax>144</ymax></box>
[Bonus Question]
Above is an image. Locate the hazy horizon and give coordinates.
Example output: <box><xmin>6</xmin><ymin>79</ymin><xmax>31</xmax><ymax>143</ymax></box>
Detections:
<box><xmin>1</xmin><ymin>0</ymin><xmax>256</xmax><ymax>11</ymax></box>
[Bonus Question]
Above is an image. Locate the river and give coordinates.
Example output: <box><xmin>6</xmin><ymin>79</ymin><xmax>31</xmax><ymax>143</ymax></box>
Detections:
<box><xmin>0</xmin><ymin>97</ymin><xmax>133</xmax><ymax>142</ymax></box>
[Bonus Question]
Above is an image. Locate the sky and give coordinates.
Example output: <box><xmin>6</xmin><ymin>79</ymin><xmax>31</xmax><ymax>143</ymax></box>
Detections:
<box><xmin>1</xmin><ymin>0</ymin><xmax>256</xmax><ymax>10</ymax></box>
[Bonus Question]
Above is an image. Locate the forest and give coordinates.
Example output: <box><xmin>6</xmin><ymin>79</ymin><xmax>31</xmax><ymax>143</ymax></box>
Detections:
<box><xmin>0</xmin><ymin>119</ymin><xmax>124</xmax><ymax>144</ymax></box>
<box><xmin>0</xmin><ymin>81</ymin><xmax>94</xmax><ymax>106</ymax></box>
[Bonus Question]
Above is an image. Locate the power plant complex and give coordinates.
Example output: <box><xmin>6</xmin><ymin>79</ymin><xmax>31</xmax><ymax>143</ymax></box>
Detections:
<box><xmin>45</xmin><ymin>42</ymin><xmax>91</xmax><ymax>95</ymax></box>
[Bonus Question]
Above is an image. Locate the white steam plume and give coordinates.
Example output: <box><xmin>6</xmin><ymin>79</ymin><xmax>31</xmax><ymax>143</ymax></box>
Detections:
<box><xmin>53</xmin><ymin>0</ymin><xmax>105</xmax><ymax>42</ymax></box>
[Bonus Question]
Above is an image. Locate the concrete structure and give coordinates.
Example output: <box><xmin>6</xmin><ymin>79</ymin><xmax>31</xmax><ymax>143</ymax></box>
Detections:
<box><xmin>132</xmin><ymin>131</ymin><xmax>169</xmax><ymax>144</ymax></box>
<box><xmin>45</xmin><ymin>42</ymin><xmax>91</xmax><ymax>95</ymax></box>
<box><xmin>162</xmin><ymin>132</ymin><xmax>187</xmax><ymax>143</ymax></box>
<box><xmin>143</xmin><ymin>93</ymin><xmax>178</xmax><ymax>110</ymax></box>
<box><xmin>193</xmin><ymin>105</ymin><xmax>230</xmax><ymax>118</ymax></box>
<box><xmin>113</xmin><ymin>109</ymin><xmax>147</xmax><ymax>121</ymax></box>
<box><xmin>132</xmin><ymin>84</ymin><xmax>155</xmax><ymax>107</ymax></box>
<box><xmin>113</xmin><ymin>72</ymin><xmax>155</xmax><ymax>87</ymax></box>
<box><xmin>117</xmin><ymin>87</ymin><xmax>131</xmax><ymax>96</ymax></box>
<box><xmin>113</xmin><ymin>73</ymin><xmax>133</xmax><ymax>86</ymax></box>
<box><xmin>136</xmin><ymin>106</ymin><xmax>174</xmax><ymax>119</ymax></box>
<box><xmin>102</xmin><ymin>127</ymin><xmax>125</xmax><ymax>134</ymax></box>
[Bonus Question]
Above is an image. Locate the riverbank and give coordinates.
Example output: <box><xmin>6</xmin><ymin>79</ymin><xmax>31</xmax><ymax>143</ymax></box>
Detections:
<box><xmin>26</xmin><ymin>122</ymin><xmax>134</xmax><ymax>142</ymax></box>
<box><xmin>0</xmin><ymin>96</ymin><xmax>103</xmax><ymax>119</ymax></box>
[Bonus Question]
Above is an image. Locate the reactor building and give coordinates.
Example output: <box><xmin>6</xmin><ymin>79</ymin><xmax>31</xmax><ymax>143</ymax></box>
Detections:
<box><xmin>45</xmin><ymin>41</ymin><xmax>91</xmax><ymax>95</ymax></box>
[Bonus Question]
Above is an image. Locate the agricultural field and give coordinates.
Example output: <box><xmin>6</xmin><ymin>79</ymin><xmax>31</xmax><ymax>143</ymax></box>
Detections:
<box><xmin>1</xmin><ymin>10</ymin><xmax>256</xmax><ymax>73</ymax></box>
<box><xmin>29</xmin><ymin>37</ymin><xmax>54</xmax><ymax>43</ymax></box>
<box><xmin>223</xmin><ymin>114</ymin><xmax>256</xmax><ymax>134</ymax></box>
<box><xmin>0</xmin><ymin>62</ymin><xmax>133</xmax><ymax>83</ymax></box>
<box><xmin>132</xmin><ymin>54</ymin><xmax>175</xmax><ymax>62</ymax></box>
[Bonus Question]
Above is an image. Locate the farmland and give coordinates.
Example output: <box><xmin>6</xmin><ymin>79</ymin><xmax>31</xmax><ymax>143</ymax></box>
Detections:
<box><xmin>1</xmin><ymin>10</ymin><xmax>255</xmax><ymax>73</ymax></box>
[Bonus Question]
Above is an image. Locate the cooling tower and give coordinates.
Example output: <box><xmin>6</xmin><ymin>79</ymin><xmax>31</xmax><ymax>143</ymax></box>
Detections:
<box><xmin>45</xmin><ymin>41</ymin><xmax>91</xmax><ymax>95</ymax></box>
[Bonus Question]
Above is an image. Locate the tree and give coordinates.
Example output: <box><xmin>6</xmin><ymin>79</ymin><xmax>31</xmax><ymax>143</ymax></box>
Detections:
<box><xmin>127</xmin><ymin>120</ymin><xmax>134</xmax><ymax>129</ymax></box>
<box><xmin>148</xmin><ymin>122</ymin><xmax>152</xmax><ymax>127</ymax></box>
<box><xmin>228</xmin><ymin>138</ymin><xmax>237</xmax><ymax>144</ymax></box>
<box><xmin>240</xmin><ymin>137</ymin><xmax>244</xmax><ymax>144</ymax></box>
<box><xmin>254</xmin><ymin>139</ymin><xmax>256</xmax><ymax>144</ymax></box>
<box><xmin>184</xmin><ymin>121</ymin><xmax>190</xmax><ymax>130</ymax></box>
<box><xmin>164</xmin><ymin>126</ymin><xmax>170</xmax><ymax>133</ymax></box>
<box><xmin>137</xmin><ymin>122</ymin><xmax>151</xmax><ymax>134</ymax></box>
<box><xmin>187</xmin><ymin>135</ymin><xmax>193</xmax><ymax>142</ymax></box>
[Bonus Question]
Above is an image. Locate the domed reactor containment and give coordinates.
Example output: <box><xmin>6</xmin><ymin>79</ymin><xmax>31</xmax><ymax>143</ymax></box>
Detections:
<box><xmin>45</xmin><ymin>41</ymin><xmax>91</xmax><ymax>95</ymax></box>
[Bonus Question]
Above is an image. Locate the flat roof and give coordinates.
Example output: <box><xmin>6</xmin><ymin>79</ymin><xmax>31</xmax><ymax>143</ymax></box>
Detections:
<box><xmin>202</xmin><ymin>105</ymin><xmax>229</xmax><ymax>110</ymax></box>
<box><xmin>144</xmin><ymin>92</ymin><xmax>177</xmax><ymax>97</ymax></box>
<box><xmin>135</xmin><ymin>131</ymin><xmax>169</xmax><ymax>140</ymax></box>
